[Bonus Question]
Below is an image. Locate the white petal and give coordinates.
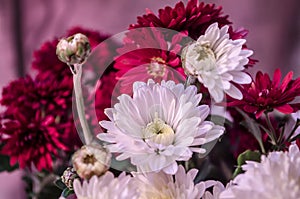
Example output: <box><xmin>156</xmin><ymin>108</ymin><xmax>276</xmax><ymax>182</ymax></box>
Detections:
<box><xmin>225</xmin><ymin>84</ymin><xmax>243</xmax><ymax>100</ymax></box>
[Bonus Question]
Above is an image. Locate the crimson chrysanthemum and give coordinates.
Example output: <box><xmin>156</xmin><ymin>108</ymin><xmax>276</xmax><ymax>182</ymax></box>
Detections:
<box><xmin>114</xmin><ymin>28</ymin><xmax>186</xmax><ymax>95</ymax></box>
<box><xmin>228</xmin><ymin>69</ymin><xmax>300</xmax><ymax>118</ymax></box>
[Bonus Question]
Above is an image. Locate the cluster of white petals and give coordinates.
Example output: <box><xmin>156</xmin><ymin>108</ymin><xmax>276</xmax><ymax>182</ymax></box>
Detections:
<box><xmin>220</xmin><ymin>144</ymin><xmax>300</xmax><ymax>199</ymax></box>
<box><xmin>134</xmin><ymin>165</ymin><xmax>220</xmax><ymax>199</ymax></box>
<box><xmin>72</xmin><ymin>171</ymin><xmax>139</xmax><ymax>199</ymax></box>
<box><xmin>182</xmin><ymin>23</ymin><xmax>253</xmax><ymax>102</ymax></box>
<box><xmin>98</xmin><ymin>80</ymin><xmax>224</xmax><ymax>174</ymax></box>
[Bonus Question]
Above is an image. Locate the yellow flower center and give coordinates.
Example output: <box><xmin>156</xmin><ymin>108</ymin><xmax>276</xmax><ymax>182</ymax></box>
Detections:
<box><xmin>146</xmin><ymin>57</ymin><xmax>166</xmax><ymax>78</ymax></box>
<box><xmin>193</xmin><ymin>43</ymin><xmax>216</xmax><ymax>73</ymax></box>
<box><xmin>144</xmin><ymin>116</ymin><xmax>175</xmax><ymax>146</ymax></box>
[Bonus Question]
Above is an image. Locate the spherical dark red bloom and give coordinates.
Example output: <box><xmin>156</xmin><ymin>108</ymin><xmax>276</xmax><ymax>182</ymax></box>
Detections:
<box><xmin>0</xmin><ymin>75</ymin><xmax>80</xmax><ymax>171</ymax></box>
<box><xmin>1</xmin><ymin>111</ymin><xmax>68</xmax><ymax>171</ymax></box>
<box><xmin>130</xmin><ymin>0</ymin><xmax>231</xmax><ymax>40</ymax></box>
<box><xmin>228</xmin><ymin>69</ymin><xmax>300</xmax><ymax>118</ymax></box>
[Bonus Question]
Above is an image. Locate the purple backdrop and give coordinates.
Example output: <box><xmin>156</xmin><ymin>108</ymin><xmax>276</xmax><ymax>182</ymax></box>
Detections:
<box><xmin>0</xmin><ymin>0</ymin><xmax>300</xmax><ymax>198</ymax></box>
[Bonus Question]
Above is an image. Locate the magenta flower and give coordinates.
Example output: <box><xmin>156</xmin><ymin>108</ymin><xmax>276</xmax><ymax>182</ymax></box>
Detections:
<box><xmin>228</xmin><ymin>69</ymin><xmax>300</xmax><ymax>118</ymax></box>
<box><xmin>114</xmin><ymin>28</ymin><xmax>185</xmax><ymax>95</ymax></box>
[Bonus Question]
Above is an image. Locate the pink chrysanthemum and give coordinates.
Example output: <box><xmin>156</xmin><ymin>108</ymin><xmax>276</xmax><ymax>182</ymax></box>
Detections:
<box><xmin>228</xmin><ymin>69</ymin><xmax>300</xmax><ymax>118</ymax></box>
<box><xmin>98</xmin><ymin>80</ymin><xmax>224</xmax><ymax>174</ymax></box>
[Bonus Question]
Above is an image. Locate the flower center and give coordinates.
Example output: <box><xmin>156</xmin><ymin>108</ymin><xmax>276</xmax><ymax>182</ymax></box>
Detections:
<box><xmin>147</xmin><ymin>57</ymin><xmax>166</xmax><ymax>78</ymax></box>
<box><xmin>184</xmin><ymin>42</ymin><xmax>217</xmax><ymax>76</ymax></box>
<box><xmin>193</xmin><ymin>43</ymin><xmax>216</xmax><ymax>73</ymax></box>
<box><xmin>144</xmin><ymin>117</ymin><xmax>175</xmax><ymax>146</ymax></box>
<box><xmin>259</xmin><ymin>89</ymin><xmax>270</xmax><ymax>97</ymax></box>
<box><xmin>82</xmin><ymin>154</ymin><xmax>97</xmax><ymax>164</ymax></box>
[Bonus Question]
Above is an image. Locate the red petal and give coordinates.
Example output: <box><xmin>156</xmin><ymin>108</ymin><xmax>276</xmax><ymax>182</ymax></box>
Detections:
<box><xmin>244</xmin><ymin>105</ymin><xmax>258</xmax><ymax>113</ymax></box>
<box><xmin>276</xmin><ymin>104</ymin><xmax>294</xmax><ymax>114</ymax></box>
<box><xmin>272</xmin><ymin>68</ymin><xmax>281</xmax><ymax>88</ymax></box>
<box><xmin>281</xmin><ymin>71</ymin><xmax>293</xmax><ymax>92</ymax></box>
<box><xmin>255</xmin><ymin>109</ymin><xmax>264</xmax><ymax>119</ymax></box>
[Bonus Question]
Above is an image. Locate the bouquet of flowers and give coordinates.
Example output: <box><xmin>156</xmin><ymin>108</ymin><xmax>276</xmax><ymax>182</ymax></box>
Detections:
<box><xmin>1</xmin><ymin>1</ymin><xmax>300</xmax><ymax>198</ymax></box>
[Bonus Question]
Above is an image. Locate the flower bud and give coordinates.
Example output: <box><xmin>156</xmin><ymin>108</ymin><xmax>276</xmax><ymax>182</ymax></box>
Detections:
<box><xmin>56</xmin><ymin>33</ymin><xmax>91</xmax><ymax>65</ymax></box>
<box><xmin>61</xmin><ymin>167</ymin><xmax>78</xmax><ymax>190</ymax></box>
<box><xmin>72</xmin><ymin>144</ymin><xmax>111</xmax><ymax>180</ymax></box>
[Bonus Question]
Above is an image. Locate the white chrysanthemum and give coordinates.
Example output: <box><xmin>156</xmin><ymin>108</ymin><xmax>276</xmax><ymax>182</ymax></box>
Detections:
<box><xmin>203</xmin><ymin>181</ymin><xmax>226</xmax><ymax>199</ymax></box>
<box><xmin>73</xmin><ymin>171</ymin><xmax>139</xmax><ymax>199</ymax></box>
<box><xmin>220</xmin><ymin>144</ymin><xmax>300</xmax><ymax>199</ymax></box>
<box><xmin>134</xmin><ymin>165</ymin><xmax>219</xmax><ymax>199</ymax></box>
<box><xmin>98</xmin><ymin>80</ymin><xmax>224</xmax><ymax>174</ymax></box>
<box><xmin>182</xmin><ymin>22</ymin><xmax>253</xmax><ymax>102</ymax></box>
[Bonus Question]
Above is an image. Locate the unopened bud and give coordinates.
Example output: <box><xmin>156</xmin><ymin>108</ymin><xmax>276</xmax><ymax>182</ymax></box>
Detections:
<box><xmin>72</xmin><ymin>144</ymin><xmax>111</xmax><ymax>180</ymax></box>
<box><xmin>61</xmin><ymin>167</ymin><xmax>78</xmax><ymax>190</ymax></box>
<box><xmin>56</xmin><ymin>33</ymin><xmax>91</xmax><ymax>65</ymax></box>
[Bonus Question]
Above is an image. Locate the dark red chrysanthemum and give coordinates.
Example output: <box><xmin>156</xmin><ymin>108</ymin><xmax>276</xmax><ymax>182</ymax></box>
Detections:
<box><xmin>228</xmin><ymin>69</ymin><xmax>300</xmax><ymax>118</ymax></box>
<box><xmin>130</xmin><ymin>0</ymin><xmax>231</xmax><ymax>40</ymax></box>
<box><xmin>1</xmin><ymin>76</ymin><xmax>78</xmax><ymax>170</ymax></box>
<box><xmin>0</xmin><ymin>75</ymin><xmax>80</xmax><ymax>171</ymax></box>
<box><xmin>129</xmin><ymin>0</ymin><xmax>256</xmax><ymax>67</ymax></box>
<box><xmin>1</xmin><ymin>75</ymin><xmax>73</xmax><ymax>120</ymax></box>
<box><xmin>1</xmin><ymin>111</ymin><xmax>68</xmax><ymax>171</ymax></box>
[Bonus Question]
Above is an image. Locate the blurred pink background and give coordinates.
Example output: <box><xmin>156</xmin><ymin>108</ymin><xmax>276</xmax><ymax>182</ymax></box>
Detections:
<box><xmin>1</xmin><ymin>0</ymin><xmax>300</xmax><ymax>198</ymax></box>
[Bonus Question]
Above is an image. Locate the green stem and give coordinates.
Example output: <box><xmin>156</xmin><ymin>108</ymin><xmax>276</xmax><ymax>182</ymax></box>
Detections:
<box><xmin>264</xmin><ymin>112</ymin><xmax>277</xmax><ymax>145</ymax></box>
<box><xmin>286</xmin><ymin>119</ymin><xmax>300</xmax><ymax>142</ymax></box>
<box><xmin>184</xmin><ymin>75</ymin><xmax>196</xmax><ymax>88</ymax></box>
<box><xmin>73</xmin><ymin>64</ymin><xmax>92</xmax><ymax>145</ymax></box>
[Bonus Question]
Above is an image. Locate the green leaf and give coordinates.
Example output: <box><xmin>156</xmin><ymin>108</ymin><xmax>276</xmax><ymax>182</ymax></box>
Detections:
<box><xmin>233</xmin><ymin>150</ymin><xmax>261</xmax><ymax>178</ymax></box>
<box><xmin>54</xmin><ymin>178</ymin><xmax>67</xmax><ymax>190</ymax></box>
<box><xmin>209</xmin><ymin>114</ymin><xmax>233</xmax><ymax>127</ymax></box>
<box><xmin>290</xmin><ymin>133</ymin><xmax>300</xmax><ymax>142</ymax></box>
<box><xmin>61</xmin><ymin>188</ymin><xmax>74</xmax><ymax>198</ymax></box>
<box><xmin>0</xmin><ymin>144</ymin><xmax>18</xmax><ymax>172</ymax></box>
<box><xmin>236</xmin><ymin>108</ymin><xmax>265</xmax><ymax>152</ymax></box>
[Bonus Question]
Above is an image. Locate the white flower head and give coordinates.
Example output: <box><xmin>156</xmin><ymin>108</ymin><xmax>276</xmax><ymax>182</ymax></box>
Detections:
<box><xmin>73</xmin><ymin>171</ymin><xmax>139</xmax><ymax>199</ymax></box>
<box><xmin>98</xmin><ymin>79</ymin><xmax>224</xmax><ymax>174</ymax></box>
<box><xmin>182</xmin><ymin>23</ymin><xmax>253</xmax><ymax>102</ymax></box>
<box><xmin>134</xmin><ymin>165</ymin><xmax>220</xmax><ymax>199</ymax></box>
<box><xmin>203</xmin><ymin>181</ymin><xmax>226</xmax><ymax>199</ymax></box>
<box><xmin>220</xmin><ymin>144</ymin><xmax>300</xmax><ymax>199</ymax></box>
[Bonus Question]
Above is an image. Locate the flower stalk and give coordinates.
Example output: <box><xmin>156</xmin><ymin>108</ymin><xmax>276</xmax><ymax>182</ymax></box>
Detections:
<box><xmin>264</xmin><ymin>112</ymin><xmax>277</xmax><ymax>145</ymax></box>
<box><xmin>72</xmin><ymin>63</ymin><xmax>93</xmax><ymax>144</ymax></box>
<box><xmin>56</xmin><ymin>33</ymin><xmax>93</xmax><ymax>145</ymax></box>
